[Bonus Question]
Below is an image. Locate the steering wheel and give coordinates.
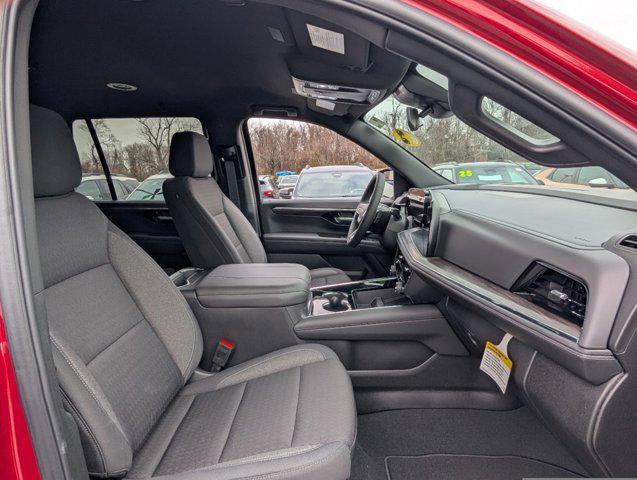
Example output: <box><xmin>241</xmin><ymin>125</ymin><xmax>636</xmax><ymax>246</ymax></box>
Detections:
<box><xmin>347</xmin><ymin>172</ymin><xmax>386</xmax><ymax>247</ymax></box>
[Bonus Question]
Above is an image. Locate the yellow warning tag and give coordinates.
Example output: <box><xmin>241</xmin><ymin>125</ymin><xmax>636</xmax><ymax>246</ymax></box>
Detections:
<box><xmin>392</xmin><ymin>128</ymin><xmax>422</xmax><ymax>147</ymax></box>
<box><xmin>480</xmin><ymin>333</ymin><xmax>513</xmax><ymax>394</ymax></box>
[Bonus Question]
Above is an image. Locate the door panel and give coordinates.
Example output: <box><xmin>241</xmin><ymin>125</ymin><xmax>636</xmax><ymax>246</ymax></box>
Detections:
<box><xmin>260</xmin><ymin>198</ymin><xmax>392</xmax><ymax>279</ymax></box>
<box><xmin>97</xmin><ymin>201</ymin><xmax>190</xmax><ymax>273</ymax></box>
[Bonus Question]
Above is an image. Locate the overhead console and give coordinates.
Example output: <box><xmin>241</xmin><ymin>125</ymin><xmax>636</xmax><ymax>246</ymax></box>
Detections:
<box><xmin>292</xmin><ymin>77</ymin><xmax>384</xmax><ymax>105</ymax></box>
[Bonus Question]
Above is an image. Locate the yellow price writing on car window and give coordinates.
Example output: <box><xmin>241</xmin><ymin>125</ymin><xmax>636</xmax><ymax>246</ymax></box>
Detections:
<box><xmin>458</xmin><ymin>169</ymin><xmax>473</xmax><ymax>177</ymax></box>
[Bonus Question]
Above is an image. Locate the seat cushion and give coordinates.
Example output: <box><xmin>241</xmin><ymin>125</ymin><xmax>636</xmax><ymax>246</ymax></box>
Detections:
<box><xmin>126</xmin><ymin>344</ymin><xmax>356</xmax><ymax>480</ymax></box>
<box><xmin>309</xmin><ymin>268</ymin><xmax>351</xmax><ymax>288</ymax></box>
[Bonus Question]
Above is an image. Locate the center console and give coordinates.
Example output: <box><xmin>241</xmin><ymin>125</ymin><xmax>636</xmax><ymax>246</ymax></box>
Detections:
<box><xmin>310</xmin><ymin>277</ymin><xmax>411</xmax><ymax>315</ymax></box>
<box><xmin>174</xmin><ymin>257</ymin><xmax>466</xmax><ymax>375</ymax></box>
<box><xmin>177</xmin><ymin>263</ymin><xmax>311</xmax><ymax>369</ymax></box>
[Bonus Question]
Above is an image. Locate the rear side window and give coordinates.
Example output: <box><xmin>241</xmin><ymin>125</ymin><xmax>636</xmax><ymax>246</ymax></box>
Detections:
<box><xmin>72</xmin><ymin>117</ymin><xmax>203</xmax><ymax>201</ymax></box>
<box><xmin>549</xmin><ymin>167</ymin><xmax>578</xmax><ymax>183</ymax></box>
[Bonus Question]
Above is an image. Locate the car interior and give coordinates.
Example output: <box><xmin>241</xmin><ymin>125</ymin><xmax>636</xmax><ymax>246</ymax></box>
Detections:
<box><xmin>3</xmin><ymin>0</ymin><xmax>637</xmax><ymax>479</ymax></box>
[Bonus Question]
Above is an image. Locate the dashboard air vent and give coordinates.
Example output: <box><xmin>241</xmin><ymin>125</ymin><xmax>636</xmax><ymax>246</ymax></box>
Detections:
<box><xmin>619</xmin><ymin>235</ymin><xmax>637</xmax><ymax>251</ymax></box>
<box><xmin>512</xmin><ymin>262</ymin><xmax>587</xmax><ymax>327</ymax></box>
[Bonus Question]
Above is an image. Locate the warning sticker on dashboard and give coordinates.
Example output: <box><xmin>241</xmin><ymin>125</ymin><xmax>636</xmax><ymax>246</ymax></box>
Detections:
<box><xmin>480</xmin><ymin>334</ymin><xmax>513</xmax><ymax>394</ymax></box>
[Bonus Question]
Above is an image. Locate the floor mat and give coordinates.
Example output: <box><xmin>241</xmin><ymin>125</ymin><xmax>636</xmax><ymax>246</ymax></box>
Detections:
<box><xmin>386</xmin><ymin>454</ymin><xmax>582</xmax><ymax>479</ymax></box>
<box><xmin>351</xmin><ymin>408</ymin><xmax>587</xmax><ymax>480</ymax></box>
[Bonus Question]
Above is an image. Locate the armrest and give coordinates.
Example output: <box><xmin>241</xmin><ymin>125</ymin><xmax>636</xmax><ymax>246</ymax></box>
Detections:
<box><xmin>195</xmin><ymin>263</ymin><xmax>311</xmax><ymax>308</ymax></box>
<box><xmin>295</xmin><ymin>304</ymin><xmax>467</xmax><ymax>356</ymax></box>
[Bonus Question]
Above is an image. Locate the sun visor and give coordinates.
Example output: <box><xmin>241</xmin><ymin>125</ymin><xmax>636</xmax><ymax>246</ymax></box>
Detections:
<box><xmin>287</xmin><ymin>12</ymin><xmax>371</xmax><ymax>69</ymax></box>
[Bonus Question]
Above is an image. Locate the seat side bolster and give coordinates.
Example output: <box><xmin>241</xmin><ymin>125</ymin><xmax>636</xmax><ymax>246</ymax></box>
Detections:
<box><xmin>50</xmin><ymin>335</ymin><xmax>133</xmax><ymax>476</ymax></box>
<box><xmin>181</xmin><ymin>344</ymin><xmax>337</xmax><ymax>395</ymax></box>
<box><xmin>149</xmin><ymin>442</ymin><xmax>351</xmax><ymax>480</ymax></box>
<box><xmin>221</xmin><ymin>195</ymin><xmax>267</xmax><ymax>264</ymax></box>
<box><xmin>107</xmin><ymin>225</ymin><xmax>203</xmax><ymax>382</ymax></box>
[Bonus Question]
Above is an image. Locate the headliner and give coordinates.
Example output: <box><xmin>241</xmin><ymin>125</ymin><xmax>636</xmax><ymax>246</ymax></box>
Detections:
<box><xmin>29</xmin><ymin>0</ymin><xmax>410</xmax><ymax>123</ymax></box>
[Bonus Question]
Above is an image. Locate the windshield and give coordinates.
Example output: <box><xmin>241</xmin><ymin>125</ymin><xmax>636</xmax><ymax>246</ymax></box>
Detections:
<box><xmin>364</xmin><ymin>66</ymin><xmax>634</xmax><ymax>198</ymax></box>
<box><xmin>278</xmin><ymin>175</ymin><xmax>298</xmax><ymax>185</ymax></box>
<box><xmin>446</xmin><ymin>164</ymin><xmax>538</xmax><ymax>185</ymax></box>
<box><xmin>295</xmin><ymin>171</ymin><xmax>373</xmax><ymax>198</ymax></box>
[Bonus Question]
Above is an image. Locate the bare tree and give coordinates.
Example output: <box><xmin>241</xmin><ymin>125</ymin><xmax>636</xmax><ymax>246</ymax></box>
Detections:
<box><xmin>136</xmin><ymin>117</ymin><xmax>179</xmax><ymax>167</ymax></box>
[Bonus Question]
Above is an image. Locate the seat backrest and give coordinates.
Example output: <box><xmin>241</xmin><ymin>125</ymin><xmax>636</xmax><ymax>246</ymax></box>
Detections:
<box><xmin>163</xmin><ymin>131</ymin><xmax>267</xmax><ymax>269</ymax></box>
<box><xmin>30</xmin><ymin>105</ymin><xmax>203</xmax><ymax>477</ymax></box>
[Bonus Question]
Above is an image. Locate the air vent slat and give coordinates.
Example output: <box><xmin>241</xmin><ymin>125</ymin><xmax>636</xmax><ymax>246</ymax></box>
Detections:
<box><xmin>619</xmin><ymin>235</ymin><xmax>637</xmax><ymax>250</ymax></box>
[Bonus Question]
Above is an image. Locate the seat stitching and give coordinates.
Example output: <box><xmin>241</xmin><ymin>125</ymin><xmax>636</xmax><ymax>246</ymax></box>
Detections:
<box><xmin>148</xmin><ymin>395</ymin><xmax>197</xmax><ymax>477</ymax></box>
<box><xmin>188</xmin><ymin>444</ymin><xmax>323</xmax><ymax>473</ymax></box>
<box><xmin>44</xmin><ymin>262</ymin><xmax>110</xmax><ymax>289</ymax></box>
<box><xmin>86</xmin><ymin>318</ymin><xmax>144</xmax><ymax>366</ymax></box>
<box><xmin>59</xmin><ymin>388</ymin><xmax>107</xmax><ymax>475</ymax></box>
<box><xmin>230</xmin><ymin>443</ymin><xmax>348</xmax><ymax>480</ymax></box>
<box><xmin>217</xmin><ymin>381</ymin><xmax>248</xmax><ymax>463</ymax></box>
<box><xmin>290</xmin><ymin>366</ymin><xmax>302</xmax><ymax>447</ymax></box>
<box><xmin>215</xmin><ymin>349</ymin><xmax>326</xmax><ymax>390</ymax></box>
<box><xmin>50</xmin><ymin>335</ymin><xmax>129</xmax><ymax>443</ymax></box>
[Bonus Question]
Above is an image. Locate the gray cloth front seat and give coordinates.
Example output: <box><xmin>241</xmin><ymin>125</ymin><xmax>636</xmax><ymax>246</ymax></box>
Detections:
<box><xmin>163</xmin><ymin>132</ymin><xmax>351</xmax><ymax>288</ymax></box>
<box><xmin>30</xmin><ymin>105</ymin><xmax>356</xmax><ymax>480</ymax></box>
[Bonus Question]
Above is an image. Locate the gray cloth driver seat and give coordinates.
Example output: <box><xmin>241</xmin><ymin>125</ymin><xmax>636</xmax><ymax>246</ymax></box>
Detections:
<box><xmin>163</xmin><ymin>132</ymin><xmax>351</xmax><ymax>288</ymax></box>
<box><xmin>30</xmin><ymin>104</ymin><xmax>356</xmax><ymax>479</ymax></box>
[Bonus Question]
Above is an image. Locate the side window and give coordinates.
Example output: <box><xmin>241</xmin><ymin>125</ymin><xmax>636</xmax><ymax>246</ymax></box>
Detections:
<box><xmin>247</xmin><ymin>118</ymin><xmax>393</xmax><ymax>200</ymax></box>
<box><xmin>577</xmin><ymin>166</ymin><xmax>610</xmax><ymax>186</ymax></box>
<box><xmin>113</xmin><ymin>180</ymin><xmax>129</xmax><ymax>199</ymax></box>
<box><xmin>72</xmin><ymin>117</ymin><xmax>203</xmax><ymax>201</ymax></box>
<box><xmin>439</xmin><ymin>169</ymin><xmax>454</xmax><ymax>181</ymax></box>
<box><xmin>73</xmin><ymin>122</ymin><xmax>113</xmax><ymax>200</ymax></box>
<box><xmin>549</xmin><ymin>167</ymin><xmax>578</xmax><ymax>183</ymax></box>
<box><xmin>75</xmin><ymin>179</ymin><xmax>103</xmax><ymax>200</ymax></box>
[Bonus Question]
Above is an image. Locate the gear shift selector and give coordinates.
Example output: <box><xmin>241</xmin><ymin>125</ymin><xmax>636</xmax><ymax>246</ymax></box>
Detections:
<box><xmin>321</xmin><ymin>291</ymin><xmax>349</xmax><ymax>311</ymax></box>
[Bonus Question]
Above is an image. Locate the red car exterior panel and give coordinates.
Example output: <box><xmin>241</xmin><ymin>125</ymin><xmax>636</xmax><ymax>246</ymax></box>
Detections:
<box><xmin>0</xmin><ymin>306</ymin><xmax>41</xmax><ymax>480</ymax></box>
<box><xmin>401</xmin><ymin>0</ymin><xmax>637</xmax><ymax>130</ymax></box>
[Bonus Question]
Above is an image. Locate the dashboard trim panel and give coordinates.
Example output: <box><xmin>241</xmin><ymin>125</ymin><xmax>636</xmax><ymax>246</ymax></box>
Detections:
<box><xmin>399</xmin><ymin>230</ymin><xmax>580</xmax><ymax>342</ymax></box>
<box><xmin>398</xmin><ymin>228</ymin><xmax>623</xmax><ymax>384</ymax></box>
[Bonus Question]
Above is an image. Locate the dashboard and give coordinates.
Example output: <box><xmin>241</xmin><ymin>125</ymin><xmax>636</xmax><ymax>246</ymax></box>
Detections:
<box><xmin>392</xmin><ymin>186</ymin><xmax>637</xmax><ymax>384</ymax></box>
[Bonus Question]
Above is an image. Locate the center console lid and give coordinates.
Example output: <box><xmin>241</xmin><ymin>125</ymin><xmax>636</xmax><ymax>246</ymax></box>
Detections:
<box><xmin>195</xmin><ymin>263</ymin><xmax>311</xmax><ymax>308</ymax></box>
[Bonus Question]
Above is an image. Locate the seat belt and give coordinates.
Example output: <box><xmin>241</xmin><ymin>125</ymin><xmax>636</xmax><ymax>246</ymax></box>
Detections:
<box><xmin>220</xmin><ymin>145</ymin><xmax>241</xmax><ymax>208</ymax></box>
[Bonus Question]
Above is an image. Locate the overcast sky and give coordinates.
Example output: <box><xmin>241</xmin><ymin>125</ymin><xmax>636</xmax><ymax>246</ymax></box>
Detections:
<box><xmin>534</xmin><ymin>0</ymin><xmax>637</xmax><ymax>53</ymax></box>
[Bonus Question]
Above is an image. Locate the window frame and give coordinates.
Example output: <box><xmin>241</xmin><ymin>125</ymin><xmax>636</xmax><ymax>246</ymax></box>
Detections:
<box><xmin>243</xmin><ymin>116</ymin><xmax>395</xmax><ymax>204</ymax></box>
<box><xmin>73</xmin><ymin>117</ymin><xmax>206</xmax><ymax>201</ymax></box>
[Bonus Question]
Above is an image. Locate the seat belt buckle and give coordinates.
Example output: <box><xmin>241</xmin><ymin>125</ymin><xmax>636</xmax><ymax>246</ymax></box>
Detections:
<box><xmin>211</xmin><ymin>339</ymin><xmax>235</xmax><ymax>372</ymax></box>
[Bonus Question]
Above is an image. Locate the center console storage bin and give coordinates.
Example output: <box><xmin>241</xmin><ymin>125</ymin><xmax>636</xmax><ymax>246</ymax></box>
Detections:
<box><xmin>180</xmin><ymin>263</ymin><xmax>311</xmax><ymax>369</ymax></box>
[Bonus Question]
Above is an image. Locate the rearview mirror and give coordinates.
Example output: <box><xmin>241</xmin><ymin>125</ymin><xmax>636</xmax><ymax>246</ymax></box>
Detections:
<box><xmin>406</xmin><ymin>107</ymin><xmax>422</xmax><ymax>131</ymax></box>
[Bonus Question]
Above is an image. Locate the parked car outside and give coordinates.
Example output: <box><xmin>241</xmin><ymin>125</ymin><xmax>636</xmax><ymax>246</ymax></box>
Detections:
<box><xmin>276</xmin><ymin>173</ymin><xmax>298</xmax><ymax>190</ymax></box>
<box><xmin>535</xmin><ymin>166</ymin><xmax>630</xmax><ymax>189</ymax></box>
<box><xmin>76</xmin><ymin>173</ymin><xmax>139</xmax><ymax>200</ymax></box>
<box><xmin>127</xmin><ymin>172</ymin><xmax>172</xmax><ymax>201</ymax></box>
<box><xmin>258</xmin><ymin>175</ymin><xmax>278</xmax><ymax>199</ymax></box>
<box><xmin>432</xmin><ymin>162</ymin><xmax>541</xmax><ymax>185</ymax></box>
<box><xmin>283</xmin><ymin>165</ymin><xmax>373</xmax><ymax>199</ymax></box>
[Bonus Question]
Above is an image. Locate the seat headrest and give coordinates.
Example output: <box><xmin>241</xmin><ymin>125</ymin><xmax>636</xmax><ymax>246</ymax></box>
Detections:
<box><xmin>169</xmin><ymin>131</ymin><xmax>213</xmax><ymax>178</ymax></box>
<box><xmin>30</xmin><ymin>105</ymin><xmax>82</xmax><ymax>197</ymax></box>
